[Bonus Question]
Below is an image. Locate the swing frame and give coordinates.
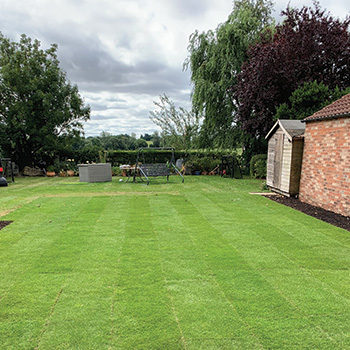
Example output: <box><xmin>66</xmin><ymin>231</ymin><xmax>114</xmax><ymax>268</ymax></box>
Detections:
<box><xmin>133</xmin><ymin>147</ymin><xmax>184</xmax><ymax>185</ymax></box>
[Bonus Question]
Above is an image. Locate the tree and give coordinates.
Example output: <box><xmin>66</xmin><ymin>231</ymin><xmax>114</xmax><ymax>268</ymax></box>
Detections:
<box><xmin>149</xmin><ymin>94</ymin><xmax>199</xmax><ymax>150</ymax></box>
<box><xmin>140</xmin><ymin>133</ymin><xmax>152</xmax><ymax>141</ymax></box>
<box><xmin>184</xmin><ymin>0</ymin><xmax>274</xmax><ymax>148</ymax></box>
<box><xmin>275</xmin><ymin>81</ymin><xmax>350</xmax><ymax>121</ymax></box>
<box><xmin>150</xmin><ymin>131</ymin><xmax>162</xmax><ymax>147</ymax></box>
<box><xmin>0</xmin><ymin>34</ymin><xmax>90</xmax><ymax>169</ymax></box>
<box><xmin>235</xmin><ymin>2</ymin><xmax>350</xmax><ymax>138</ymax></box>
<box><xmin>135</xmin><ymin>138</ymin><xmax>148</xmax><ymax>148</ymax></box>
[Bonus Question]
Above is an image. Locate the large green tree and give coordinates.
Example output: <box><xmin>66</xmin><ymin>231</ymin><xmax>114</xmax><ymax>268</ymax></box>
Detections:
<box><xmin>275</xmin><ymin>81</ymin><xmax>350</xmax><ymax>121</ymax></box>
<box><xmin>0</xmin><ymin>34</ymin><xmax>90</xmax><ymax>169</ymax></box>
<box><xmin>184</xmin><ymin>0</ymin><xmax>274</xmax><ymax>148</ymax></box>
<box><xmin>235</xmin><ymin>2</ymin><xmax>350</xmax><ymax>138</ymax></box>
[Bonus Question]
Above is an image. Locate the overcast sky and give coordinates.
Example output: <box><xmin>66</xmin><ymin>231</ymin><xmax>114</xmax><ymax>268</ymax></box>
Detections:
<box><xmin>0</xmin><ymin>0</ymin><xmax>348</xmax><ymax>137</ymax></box>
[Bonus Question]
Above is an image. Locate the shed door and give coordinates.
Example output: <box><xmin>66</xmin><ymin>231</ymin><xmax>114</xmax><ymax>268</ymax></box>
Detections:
<box><xmin>273</xmin><ymin>133</ymin><xmax>284</xmax><ymax>188</ymax></box>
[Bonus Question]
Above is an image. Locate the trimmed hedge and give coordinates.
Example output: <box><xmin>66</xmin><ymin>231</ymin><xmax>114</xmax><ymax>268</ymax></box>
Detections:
<box><xmin>107</xmin><ymin>150</ymin><xmax>181</xmax><ymax>166</ymax></box>
<box><xmin>250</xmin><ymin>154</ymin><xmax>267</xmax><ymax>179</ymax></box>
<box><xmin>107</xmin><ymin>149</ymin><xmax>239</xmax><ymax>166</ymax></box>
<box><xmin>105</xmin><ymin>149</ymin><xmax>242</xmax><ymax>177</ymax></box>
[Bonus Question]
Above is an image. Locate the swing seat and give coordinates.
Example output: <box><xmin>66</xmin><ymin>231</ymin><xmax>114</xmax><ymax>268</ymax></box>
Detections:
<box><xmin>140</xmin><ymin>163</ymin><xmax>170</xmax><ymax>177</ymax></box>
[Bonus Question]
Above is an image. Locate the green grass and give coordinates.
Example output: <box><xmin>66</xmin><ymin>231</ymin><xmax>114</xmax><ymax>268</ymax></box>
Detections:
<box><xmin>0</xmin><ymin>176</ymin><xmax>349</xmax><ymax>349</ymax></box>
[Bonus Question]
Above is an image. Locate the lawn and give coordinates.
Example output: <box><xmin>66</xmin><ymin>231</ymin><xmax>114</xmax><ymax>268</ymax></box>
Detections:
<box><xmin>0</xmin><ymin>176</ymin><xmax>349</xmax><ymax>349</ymax></box>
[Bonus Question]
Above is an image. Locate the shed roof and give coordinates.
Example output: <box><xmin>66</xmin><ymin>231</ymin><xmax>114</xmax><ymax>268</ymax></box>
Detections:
<box><xmin>303</xmin><ymin>93</ymin><xmax>350</xmax><ymax>122</ymax></box>
<box><xmin>265</xmin><ymin>119</ymin><xmax>305</xmax><ymax>141</ymax></box>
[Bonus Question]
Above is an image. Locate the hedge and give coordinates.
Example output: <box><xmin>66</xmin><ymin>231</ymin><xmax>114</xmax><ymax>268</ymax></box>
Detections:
<box><xmin>106</xmin><ymin>149</ymin><xmax>239</xmax><ymax>166</ymax></box>
<box><xmin>250</xmin><ymin>154</ymin><xmax>267</xmax><ymax>179</ymax></box>
<box><xmin>104</xmin><ymin>149</ymin><xmax>241</xmax><ymax>176</ymax></box>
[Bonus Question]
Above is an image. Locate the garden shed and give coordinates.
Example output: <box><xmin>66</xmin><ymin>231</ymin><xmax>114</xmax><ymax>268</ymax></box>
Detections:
<box><xmin>299</xmin><ymin>93</ymin><xmax>350</xmax><ymax>217</ymax></box>
<box><xmin>265</xmin><ymin>119</ymin><xmax>305</xmax><ymax>196</ymax></box>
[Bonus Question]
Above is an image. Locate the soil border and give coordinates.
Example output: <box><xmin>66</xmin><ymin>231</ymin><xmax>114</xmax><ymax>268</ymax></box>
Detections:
<box><xmin>262</xmin><ymin>195</ymin><xmax>350</xmax><ymax>232</ymax></box>
<box><xmin>0</xmin><ymin>221</ymin><xmax>13</xmax><ymax>231</ymax></box>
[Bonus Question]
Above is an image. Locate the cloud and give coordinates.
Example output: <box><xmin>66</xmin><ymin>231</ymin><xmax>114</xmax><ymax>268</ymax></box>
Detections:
<box><xmin>0</xmin><ymin>0</ymin><xmax>347</xmax><ymax>137</ymax></box>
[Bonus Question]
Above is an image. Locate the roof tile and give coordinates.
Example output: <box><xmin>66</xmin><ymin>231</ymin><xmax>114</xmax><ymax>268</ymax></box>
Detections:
<box><xmin>304</xmin><ymin>93</ymin><xmax>350</xmax><ymax>122</ymax></box>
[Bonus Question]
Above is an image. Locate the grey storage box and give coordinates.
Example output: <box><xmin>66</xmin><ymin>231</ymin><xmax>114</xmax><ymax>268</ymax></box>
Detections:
<box><xmin>78</xmin><ymin>163</ymin><xmax>112</xmax><ymax>183</ymax></box>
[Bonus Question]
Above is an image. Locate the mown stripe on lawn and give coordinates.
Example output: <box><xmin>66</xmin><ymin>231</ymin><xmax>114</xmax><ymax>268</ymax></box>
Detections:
<box><xmin>109</xmin><ymin>195</ymin><xmax>185</xmax><ymax>349</ymax></box>
<box><xmin>151</xmin><ymin>195</ymin><xmax>265</xmax><ymax>349</ymax></box>
<box><xmin>35</xmin><ymin>196</ymin><xmax>127</xmax><ymax>349</ymax></box>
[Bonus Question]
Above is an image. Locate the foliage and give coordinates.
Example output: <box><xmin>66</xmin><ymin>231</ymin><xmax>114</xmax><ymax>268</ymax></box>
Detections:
<box><xmin>275</xmin><ymin>81</ymin><xmax>350</xmax><ymax>120</ymax></box>
<box><xmin>240</xmin><ymin>133</ymin><xmax>267</xmax><ymax>174</ymax></box>
<box><xmin>74</xmin><ymin>145</ymin><xmax>101</xmax><ymax>164</ymax></box>
<box><xmin>235</xmin><ymin>2</ymin><xmax>350</xmax><ymax>137</ymax></box>
<box><xmin>186</xmin><ymin>156</ymin><xmax>221</xmax><ymax>173</ymax></box>
<box><xmin>150</xmin><ymin>131</ymin><xmax>162</xmax><ymax>147</ymax></box>
<box><xmin>111</xmin><ymin>166</ymin><xmax>122</xmax><ymax>176</ymax></box>
<box><xmin>107</xmin><ymin>149</ymin><xmax>178</xmax><ymax>167</ymax></box>
<box><xmin>65</xmin><ymin>159</ymin><xmax>77</xmax><ymax>171</ymax></box>
<box><xmin>46</xmin><ymin>165</ymin><xmax>55</xmax><ymax>172</ymax></box>
<box><xmin>184</xmin><ymin>0</ymin><xmax>274</xmax><ymax>148</ymax></box>
<box><xmin>250</xmin><ymin>154</ymin><xmax>267</xmax><ymax>178</ymax></box>
<box><xmin>149</xmin><ymin>94</ymin><xmax>200</xmax><ymax>150</ymax></box>
<box><xmin>140</xmin><ymin>133</ymin><xmax>152</xmax><ymax>141</ymax></box>
<box><xmin>221</xmin><ymin>156</ymin><xmax>242</xmax><ymax>179</ymax></box>
<box><xmin>97</xmin><ymin>132</ymin><xmax>147</xmax><ymax>151</ymax></box>
<box><xmin>106</xmin><ymin>149</ymin><xmax>241</xmax><ymax>172</ymax></box>
<box><xmin>98</xmin><ymin>150</ymin><xmax>108</xmax><ymax>163</ymax></box>
<box><xmin>0</xmin><ymin>34</ymin><xmax>90</xmax><ymax>169</ymax></box>
<box><xmin>183</xmin><ymin>152</ymin><xmax>241</xmax><ymax>176</ymax></box>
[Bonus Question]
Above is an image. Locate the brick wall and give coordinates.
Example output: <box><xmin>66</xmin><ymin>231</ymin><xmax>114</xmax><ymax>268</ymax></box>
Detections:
<box><xmin>299</xmin><ymin>117</ymin><xmax>350</xmax><ymax>217</ymax></box>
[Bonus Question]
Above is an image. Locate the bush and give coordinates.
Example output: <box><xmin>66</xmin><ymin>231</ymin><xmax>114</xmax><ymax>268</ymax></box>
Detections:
<box><xmin>183</xmin><ymin>153</ymin><xmax>240</xmax><ymax>176</ymax></box>
<box><xmin>250</xmin><ymin>154</ymin><xmax>267</xmax><ymax>179</ymax></box>
<box><xmin>112</xmin><ymin>166</ymin><xmax>122</xmax><ymax>176</ymax></box>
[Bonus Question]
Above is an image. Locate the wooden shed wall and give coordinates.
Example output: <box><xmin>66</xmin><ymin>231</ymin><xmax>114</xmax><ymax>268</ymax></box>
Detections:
<box><xmin>266</xmin><ymin>126</ymin><xmax>303</xmax><ymax>196</ymax></box>
<box><xmin>266</xmin><ymin>136</ymin><xmax>276</xmax><ymax>187</ymax></box>
<box><xmin>280</xmin><ymin>134</ymin><xmax>292</xmax><ymax>193</ymax></box>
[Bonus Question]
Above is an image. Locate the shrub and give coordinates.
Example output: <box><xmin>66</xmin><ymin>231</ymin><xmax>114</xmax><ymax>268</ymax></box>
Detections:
<box><xmin>250</xmin><ymin>154</ymin><xmax>267</xmax><ymax>179</ymax></box>
<box><xmin>112</xmin><ymin>166</ymin><xmax>122</xmax><ymax>176</ymax></box>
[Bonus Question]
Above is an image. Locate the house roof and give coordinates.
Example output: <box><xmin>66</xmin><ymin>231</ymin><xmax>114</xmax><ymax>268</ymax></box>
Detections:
<box><xmin>303</xmin><ymin>93</ymin><xmax>350</xmax><ymax>122</ymax></box>
<box><xmin>265</xmin><ymin>119</ymin><xmax>305</xmax><ymax>141</ymax></box>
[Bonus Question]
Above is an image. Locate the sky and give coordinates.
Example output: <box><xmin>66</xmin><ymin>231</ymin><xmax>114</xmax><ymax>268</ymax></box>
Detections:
<box><xmin>0</xmin><ymin>0</ymin><xmax>348</xmax><ymax>138</ymax></box>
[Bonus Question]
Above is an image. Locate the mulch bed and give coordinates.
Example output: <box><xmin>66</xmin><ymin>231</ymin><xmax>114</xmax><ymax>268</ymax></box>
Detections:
<box><xmin>0</xmin><ymin>221</ymin><xmax>13</xmax><ymax>230</ymax></box>
<box><xmin>264</xmin><ymin>195</ymin><xmax>350</xmax><ymax>232</ymax></box>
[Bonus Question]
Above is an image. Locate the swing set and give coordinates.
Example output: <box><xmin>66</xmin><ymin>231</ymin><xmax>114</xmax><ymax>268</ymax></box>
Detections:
<box><xmin>133</xmin><ymin>147</ymin><xmax>184</xmax><ymax>185</ymax></box>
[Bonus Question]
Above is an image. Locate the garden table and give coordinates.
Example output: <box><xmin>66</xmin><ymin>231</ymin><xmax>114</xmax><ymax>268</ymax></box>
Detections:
<box><xmin>120</xmin><ymin>165</ymin><xmax>139</xmax><ymax>183</ymax></box>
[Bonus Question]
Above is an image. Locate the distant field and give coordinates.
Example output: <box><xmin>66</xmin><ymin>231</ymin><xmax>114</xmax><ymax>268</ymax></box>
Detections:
<box><xmin>0</xmin><ymin>176</ymin><xmax>349</xmax><ymax>349</ymax></box>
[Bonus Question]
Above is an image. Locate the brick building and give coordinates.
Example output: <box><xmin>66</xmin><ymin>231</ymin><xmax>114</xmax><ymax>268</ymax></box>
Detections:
<box><xmin>299</xmin><ymin>93</ymin><xmax>350</xmax><ymax>217</ymax></box>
